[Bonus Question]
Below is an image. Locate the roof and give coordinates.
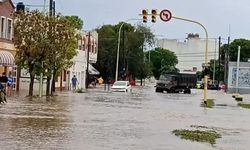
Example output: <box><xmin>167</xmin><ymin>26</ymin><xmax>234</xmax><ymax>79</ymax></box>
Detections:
<box><xmin>0</xmin><ymin>0</ymin><xmax>15</xmax><ymax>9</ymax></box>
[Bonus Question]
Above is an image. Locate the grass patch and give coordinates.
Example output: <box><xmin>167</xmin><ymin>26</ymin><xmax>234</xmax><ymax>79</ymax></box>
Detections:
<box><xmin>238</xmin><ymin>103</ymin><xmax>250</xmax><ymax>109</ymax></box>
<box><xmin>235</xmin><ymin>96</ymin><xmax>243</xmax><ymax>101</ymax></box>
<box><xmin>172</xmin><ymin>129</ymin><xmax>221</xmax><ymax>145</ymax></box>
<box><xmin>201</xmin><ymin>99</ymin><xmax>215</xmax><ymax>108</ymax></box>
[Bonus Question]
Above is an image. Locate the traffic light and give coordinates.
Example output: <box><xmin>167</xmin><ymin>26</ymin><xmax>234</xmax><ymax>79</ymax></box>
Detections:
<box><xmin>142</xmin><ymin>9</ymin><xmax>148</xmax><ymax>23</ymax></box>
<box><xmin>151</xmin><ymin>9</ymin><xmax>157</xmax><ymax>23</ymax></box>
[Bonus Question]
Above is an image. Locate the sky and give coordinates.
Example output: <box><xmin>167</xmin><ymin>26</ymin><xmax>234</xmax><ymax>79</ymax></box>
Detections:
<box><xmin>12</xmin><ymin>0</ymin><xmax>250</xmax><ymax>43</ymax></box>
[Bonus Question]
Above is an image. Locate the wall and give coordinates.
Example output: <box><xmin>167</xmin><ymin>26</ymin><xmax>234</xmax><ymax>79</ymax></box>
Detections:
<box><xmin>156</xmin><ymin>37</ymin><xmax>218</xmax><ymax>72</ymax></box>
<box><xmin>228</xmin><ymin>62</ymin><xmax>250</xmax><ymax>94</ymax></box>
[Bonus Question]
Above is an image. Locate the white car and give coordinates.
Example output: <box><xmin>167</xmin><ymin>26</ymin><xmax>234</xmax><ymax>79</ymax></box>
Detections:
<box><xmin>111</xmin><ymin>81</ymin><xmax>132</xmax><ymax>92</ymax></box>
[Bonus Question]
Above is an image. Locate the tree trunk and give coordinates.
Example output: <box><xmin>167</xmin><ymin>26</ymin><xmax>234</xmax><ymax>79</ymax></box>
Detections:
<box><xmin>140</xmin><ymin>77</ymin><xmax>143</xmax><ymax>86</ymax></box>
<box><xmin>51</xmin><ymin>72</ymin><xmax>56</xmax><ymax>95</ymax></box>
<box><xmin>46</xmin><ymin>76</ymin><xmax>51</xmax><ymax>96</ymax></box>
<box><xmin>29</xmin><ymin>73</ymin><xmax>35</xmax><ymax>96</ymax></box>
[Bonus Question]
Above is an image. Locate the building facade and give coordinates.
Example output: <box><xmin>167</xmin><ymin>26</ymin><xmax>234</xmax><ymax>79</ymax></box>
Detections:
<box><xmin>64</xmin><ymin>30</ymin><xmax>99</xmax><ymax>90</ymax></box>
<box><xmin>156</xmin><ymin>34</ymin><xmax>218</xmax><ymax>72</ymax></box>
<box><xmin>0</xmin><ymin>0</ymin><xmax>17</xmax><ymax>90</ymax></box>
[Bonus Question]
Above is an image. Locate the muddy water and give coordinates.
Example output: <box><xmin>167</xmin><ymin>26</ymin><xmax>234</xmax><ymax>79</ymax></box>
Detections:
<box><xmin>0</xmin><ymin>87</ymin><xmax>250</xmax><ymax>150</ymax></box>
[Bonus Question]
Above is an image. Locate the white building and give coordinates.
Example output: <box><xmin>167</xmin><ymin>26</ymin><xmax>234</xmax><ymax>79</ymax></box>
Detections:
<box><xmin>156</xmin><ymin>34</ymin><xmax>219</xmax><ymax>72</ymax></box>
<box><xmin>65</xmin><ymin>30</ymin><xmax>99</xmax><ymax>90</ymax></box>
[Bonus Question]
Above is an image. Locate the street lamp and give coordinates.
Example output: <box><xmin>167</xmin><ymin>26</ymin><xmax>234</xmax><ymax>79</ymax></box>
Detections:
<box><xmin>115</xmin><ymin>18</ymin><xmax>140</xmax><ymax>81</ymax></box>
<box><xmin>172</xmin><ymin>16</ymin><xmax>209</xmax><ymax>104</ymax></box>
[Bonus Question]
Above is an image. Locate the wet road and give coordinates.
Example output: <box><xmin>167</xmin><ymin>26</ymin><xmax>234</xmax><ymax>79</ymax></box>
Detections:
<box><xmin>0</xmin><ymin>86</ymin><xmax>250</xmax><ymax>150</ymax></box>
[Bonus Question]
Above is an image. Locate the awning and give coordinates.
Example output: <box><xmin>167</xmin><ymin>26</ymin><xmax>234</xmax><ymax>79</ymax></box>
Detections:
<box><xmin>88</xmin><ymin>64</ymin><xmax>100</xmax><ymax>75</ymax></box>
<box><xmin>0</xmin><ymin>51</ymin><xmax>15</xmax><ymax>66</ymax></box>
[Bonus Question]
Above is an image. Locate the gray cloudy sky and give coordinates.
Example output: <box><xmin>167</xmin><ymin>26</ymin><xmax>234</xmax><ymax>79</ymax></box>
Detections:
<box><xmin>13</xmin><ymin>0</ymin><xmax>250</xmax><ymax>41</ymax></box>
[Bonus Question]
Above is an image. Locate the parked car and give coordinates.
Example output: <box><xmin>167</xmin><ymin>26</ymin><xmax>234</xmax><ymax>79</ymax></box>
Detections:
<box><xmin>111</xmin><ymin>81</ymin><xmax>132</xmax><ymax>92</ymax></box>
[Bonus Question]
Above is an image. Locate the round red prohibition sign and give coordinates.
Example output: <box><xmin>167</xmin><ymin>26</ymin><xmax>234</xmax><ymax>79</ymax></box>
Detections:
<box><xmin>160</xmin><ymin>9</ymin><xmax>172</xmax><ymax>22</ymax></box>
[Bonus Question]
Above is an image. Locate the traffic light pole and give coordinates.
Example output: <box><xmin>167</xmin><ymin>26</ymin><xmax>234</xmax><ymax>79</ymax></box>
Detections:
<box><xmin>115</xmin><ymin>18</ymin><xmax>140</xmax><ymax>81</ymax></box>
<box><xmin>172</xmin><ymin>16</ymin><xmax>209</xmax><ymax>104</ymax></box>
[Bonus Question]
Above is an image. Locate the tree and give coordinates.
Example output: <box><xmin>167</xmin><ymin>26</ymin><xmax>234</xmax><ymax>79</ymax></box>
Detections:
<box><xmin>65</xmin><ymin>16</ymin><xmax>83</xmax><ymax>30</ymax></box>
<box><xmin>95</xmin><ymin>25</ymin><xmax>117</xmax><ymax>80</ymax></box>
<box><xmin>229</xmin><ymin>39</ymin><xmax>250</xmax><ymax>62</ymax></box>
<box><xmin>147</xmin><ymin>48</ymin><xmax>178</xmax><ymax>79</ymax></box>
<box><xmin>47</xmin><ymin>15</ymin><xmax>78</xmax><ymax>95</ymax></box>
<box><xmin>14</xmin><ymin>10</ymin><xmax>78</xmax><ymax>96</ymax></box>
<box><xmin>95</xmin><ymin>23</ymin><xmax>155</xmax><ymax>81</ymax></box>
<box><xmin>14</xmin><ymin>10</ymin><xmax>50</xmax><ymax>96</ymax></box>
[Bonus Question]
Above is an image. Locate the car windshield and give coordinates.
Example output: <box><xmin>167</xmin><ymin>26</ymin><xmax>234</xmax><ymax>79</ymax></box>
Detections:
<box><xmin>159</xmin><ymin>75</ymin><xmax>172</xmax><ymax>81</ymax></box>
<box><xmin>113</xmin><ymin>81</ymin><xmax>126</xmax><ymax>86</ymax></box>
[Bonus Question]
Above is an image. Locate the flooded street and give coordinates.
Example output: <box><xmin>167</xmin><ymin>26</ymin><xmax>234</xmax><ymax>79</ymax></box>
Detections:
<box><xmin>1</xmin><ymin>86</ymin><xmax>250</xmax><ymax>150</ymax></box>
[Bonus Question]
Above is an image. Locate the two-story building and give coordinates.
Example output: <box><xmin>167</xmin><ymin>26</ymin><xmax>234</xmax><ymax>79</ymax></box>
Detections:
<box><xmin>0</xmin><ymin>0</ymin><xmax>17</xmax><ymax>90</ymax></box>
<box><xmin>64</xmin><ymin>30</ymin><xmax>99</xmax><ymax>90</ymax></box>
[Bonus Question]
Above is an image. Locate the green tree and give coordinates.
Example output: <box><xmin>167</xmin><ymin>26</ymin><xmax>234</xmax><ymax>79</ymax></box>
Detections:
<box><xmin>207</xmin><ymin>59</ymin><xmax>224</xmax><ymax>82</ymax></box>
<box><xmin>65</xmin><ymin>16</ymin><xmax>83</xmax><ymax>30</ymax></box>
<box><xmin>95</xmin><ymin>25</ymin><xmax>117</xmax><ymax>80</ymax></box>
<box><xmin>14</xmin><ymin>10</ymin><xmax>50</xmax><ymax>96</ymax></box>
<box><xmin>229</xmin><ymin>39</ymin><xmax>250</xmax><ymax>62</ymax></box>
<box><xmin>147</xmin><ymin>48</ymin><xmax>178</xmax><ymax>79</ymax></box>
<box><xmin>47</xmin><ymin>15</ymin><xmax>78</xmax><ymax>95</ymax></box>
<box><xmin>95</xmin><ymin>23</ymin><xmax>154</xmax><ymax>81</ymax></box>
<box><xmin>14</xmin><ymin>10</ymin><xmax>78</xmax><ymax>96</ymax></box>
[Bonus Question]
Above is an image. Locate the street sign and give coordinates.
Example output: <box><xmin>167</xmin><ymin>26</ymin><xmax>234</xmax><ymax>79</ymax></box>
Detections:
<box><xmin>160</xmin><ymin>9</ymin><xmax>172</xmax><ymax>22</ymax></box>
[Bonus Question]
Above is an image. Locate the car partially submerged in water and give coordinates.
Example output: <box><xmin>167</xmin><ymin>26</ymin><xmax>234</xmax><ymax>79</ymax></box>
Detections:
<box><xmin>111</xmin><ymin>81</ymin><xmax>132</xmax><ymax>92</ymax></box>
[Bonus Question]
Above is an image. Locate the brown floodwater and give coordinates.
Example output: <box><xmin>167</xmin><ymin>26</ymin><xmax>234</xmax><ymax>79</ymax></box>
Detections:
<box><xmin>0</xmin><ymin>86</ymin><xmax>250</xmax><ymax>150</ymax></box>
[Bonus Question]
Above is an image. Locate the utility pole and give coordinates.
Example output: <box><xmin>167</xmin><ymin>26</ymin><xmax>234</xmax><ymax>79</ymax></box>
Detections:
<box><xmin>236</xmin><ymin>46</ymin><xmax>241</xmax><ymax>93</ymax></box>
<box><xmin>224</xmin><ymin>36</ymin><xmax>230</xmax><ymax>92</ymax></box>
<box><xmin>49</xmin><ymin>0</ymin><xmax>53</xmax><ymax>16</ymax></box>
<box><xmin>85</xmin><ymin>32</ymin><xmax>91</xmax><ymax>89</ymax></box>
<box><xmin>122</xmin><ymin>28</ymin><xmax>125</xmax><ymax>79</ymax></box>
<box><xmin>218</xmin><ymin>36</ymin><xmax>221</xmax><ymax>72</ymax></box>
<box><xmin>52</xmin><ymin>1</ymin><xmax>55</xmax><ymax>16</ymax></box>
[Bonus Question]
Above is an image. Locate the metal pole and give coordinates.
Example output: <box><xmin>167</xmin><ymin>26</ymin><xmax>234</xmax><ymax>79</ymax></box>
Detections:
<box><xmin>43</xmin><ymin>0</ymin><xmax>47</xmax><ymax>13</ymax></box>
<box><xmin>85</xmin><ymin>32</ymin><xmax>91</xmax><ymax>89</ymax></box>
<box><xmin>52</xmin><ymin>1</ymin><xmax>55</xmax><ymax>16</ymax></box>
<box><xmin>218</xmin><ymin>36</ymin><xmax>221</xmax><ymax>72</ymax></box>
<box><xmin>39</xmin><ymin>62</ymin><xmax>43</xmax><ymax>98</ymax></box>
<box><xmin>213</xmin><ymin>39</ymin><xmax>217</xmax><ymax>84</ymax></box>
<box><xmin>115</xmin><ymin>18</ymin><xmax>140</xmax><ymax>81</ymax></box>
<box><xmin>49</xmin><ymin>0</ymin><xmax>53</xmax><ymax>16</ymax></box>
<box><xmin>236</xmin><ymin>46</ymin><xmax>241</xmax><ymax>93</ymax></box>
<box><xmin>172</xmin><ymin>16</ymin><xmax>209</xmax><ymax>104</ymax></box>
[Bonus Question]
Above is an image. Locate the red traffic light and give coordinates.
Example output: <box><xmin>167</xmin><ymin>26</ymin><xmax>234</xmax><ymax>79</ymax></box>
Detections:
<box><xmin>151</xmin><ymin>9</ymin><xmax>157</xmax><ymax>23</ymax></box>
<box><xmin>142</xmin><ymin>9</ymin><xmax>148</xmax><ymax>23</ymax></box>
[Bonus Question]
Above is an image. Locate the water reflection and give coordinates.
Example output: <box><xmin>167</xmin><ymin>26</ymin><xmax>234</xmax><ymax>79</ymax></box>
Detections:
<box><xmin>0</xmin><ymin>88</ymin><xmax>250</xmax><ymax>150</ymax></box>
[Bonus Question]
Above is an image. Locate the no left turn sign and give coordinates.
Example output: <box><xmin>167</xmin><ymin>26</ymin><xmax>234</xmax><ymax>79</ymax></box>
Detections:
<box><xmin>160</xmin><ymin>9</ymin><xmax>172</xmax><ymax>22</ymax></box>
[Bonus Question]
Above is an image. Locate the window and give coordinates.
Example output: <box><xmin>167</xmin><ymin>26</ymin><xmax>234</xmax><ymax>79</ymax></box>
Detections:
<box><xmin>6</xmin><ymin>19</ymin><xmax>12</xmax><ymax>40</ymax></box>
<box><xmin>0</xmin><ymin>16</ymin><xmax>6</xmax><ymax>38</ymax></box>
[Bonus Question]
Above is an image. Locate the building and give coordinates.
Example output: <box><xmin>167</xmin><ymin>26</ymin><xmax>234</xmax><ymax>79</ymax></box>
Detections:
<box><xmin>156</xmin><ymin>33</ymin><xmax>219</xmax><ymax>73</ymax></box>
<box><xmin>0</xmin><ymin>0</ymin><xmax>17</xmax><ymax>90</ymax></box>
<box><xmin>64</xmin><ymin>30</ymin><xmax>99</xmax><ymax>90</ymax></box>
